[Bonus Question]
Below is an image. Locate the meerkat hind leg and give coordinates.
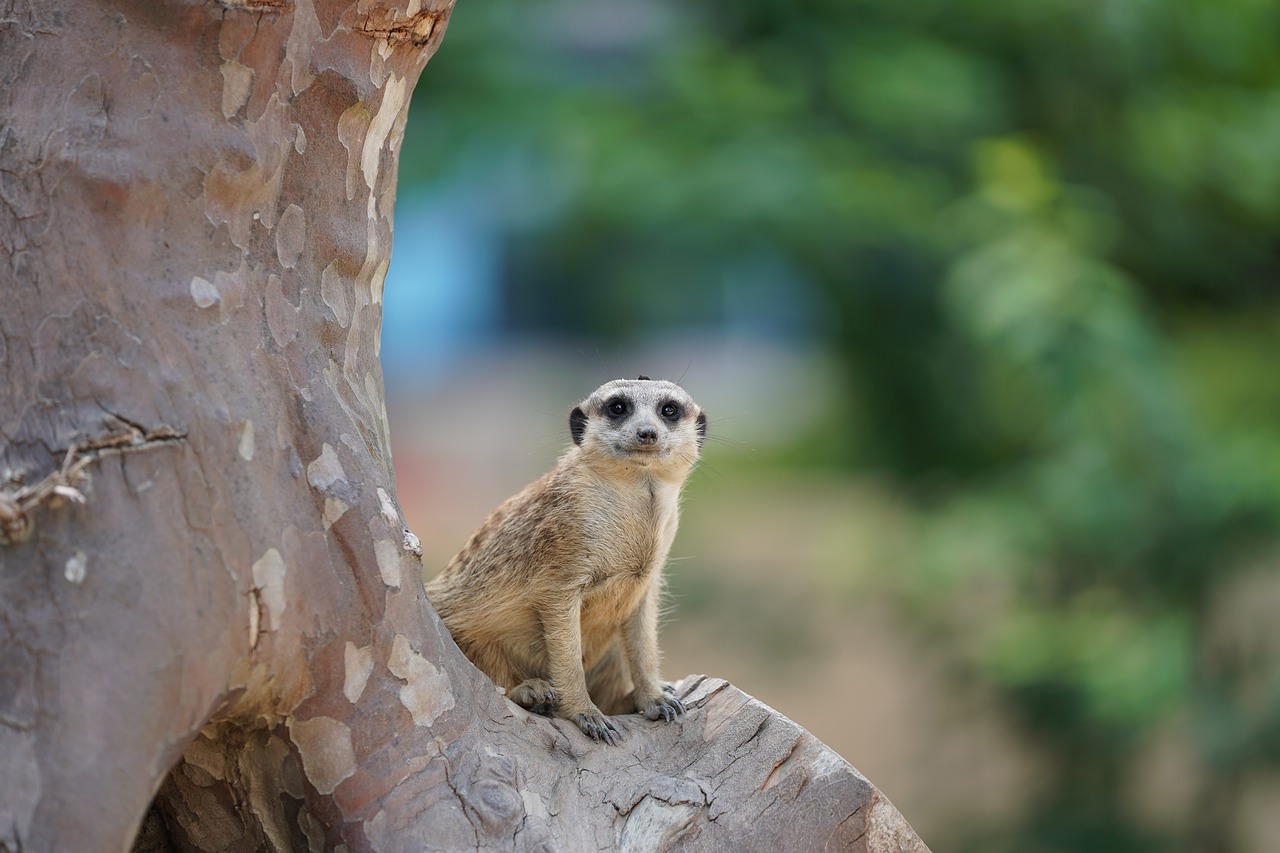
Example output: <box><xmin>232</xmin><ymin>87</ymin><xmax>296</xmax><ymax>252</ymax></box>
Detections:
<box><xmin>586</xmin><ymin>641</ymin><xmax>636</xmax><ymax>716</ymax></box>
<box><xmin>508</xmin><ymin>678</ymin><xmax>558</xmax><ymax>716</ymax></box>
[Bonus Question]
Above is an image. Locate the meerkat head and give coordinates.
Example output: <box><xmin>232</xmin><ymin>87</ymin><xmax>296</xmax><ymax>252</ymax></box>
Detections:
<box><xmin>568</xmin><ymin>376</ymin><xmax>707</xmax><ymax>476</ymax></box>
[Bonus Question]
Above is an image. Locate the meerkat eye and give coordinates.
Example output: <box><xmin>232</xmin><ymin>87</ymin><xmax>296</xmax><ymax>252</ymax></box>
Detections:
<box><xmin>606</xmin><ymin>398</ymin><xmax>629</xmax><ymax>418</ymax></box>
<box><xmin>660</xmin><ymin>402</ymin><xmax>681</xmax><ymax>420</ymax></box>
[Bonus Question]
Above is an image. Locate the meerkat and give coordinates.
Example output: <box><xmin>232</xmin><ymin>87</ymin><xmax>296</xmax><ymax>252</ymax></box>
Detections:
<box><xmin>426</xmin><ymin>376</ymin><xmax>706</xmax><ymax>744</ymax></box>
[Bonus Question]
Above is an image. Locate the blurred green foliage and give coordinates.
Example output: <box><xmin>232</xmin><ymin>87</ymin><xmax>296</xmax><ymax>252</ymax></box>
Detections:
<box><xmin>399</xmin><ymin>0</ymin><xmax>1280</xmax><ymax>848</ymax></box>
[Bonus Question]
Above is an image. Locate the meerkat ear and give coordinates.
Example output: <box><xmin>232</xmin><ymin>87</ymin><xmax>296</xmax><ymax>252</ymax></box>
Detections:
<box><xmin>696</xmin><ymin>411</ymin><xmax>707</xmax><ymax>446</ymax></box>
<box><xmin>569</xmin><ymin>406</ymin><xmax>588</xmax><ymax>445</ymax></box>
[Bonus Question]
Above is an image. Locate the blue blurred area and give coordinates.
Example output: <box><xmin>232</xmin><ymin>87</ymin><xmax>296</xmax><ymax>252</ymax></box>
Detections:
<box><xmin>381</xmin><ymin>189</ymin><xmax>501</xmax><ymax>385</ymax></box>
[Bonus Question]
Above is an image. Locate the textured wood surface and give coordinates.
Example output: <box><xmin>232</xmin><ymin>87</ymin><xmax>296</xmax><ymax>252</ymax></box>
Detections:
<box><xmin>146</xmin><ymin>670</ymin><xmax>929</xmax><ymax>851</ymax></box>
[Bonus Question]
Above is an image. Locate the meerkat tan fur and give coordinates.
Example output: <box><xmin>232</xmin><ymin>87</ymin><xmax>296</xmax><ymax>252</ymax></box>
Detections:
<box><xmin>426</xmin><ymin>377</ymin><xmax>706</xmax><ymax>744</ymax></box>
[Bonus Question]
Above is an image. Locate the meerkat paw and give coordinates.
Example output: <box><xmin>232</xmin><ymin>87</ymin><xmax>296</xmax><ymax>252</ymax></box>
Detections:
<box><xmin>636</xmin><ymin>691</ymin><xmax>685</xmax><ymax>722</ymax></box>
<box><xmin>574</xmin><ymin>710</ymin><xmax>623</xmax><ymax>745</ymax></box>
<box><xmin>508</xmin><ymin>679</ymin><xmax>558</xmax><ymax>716</ymax></box>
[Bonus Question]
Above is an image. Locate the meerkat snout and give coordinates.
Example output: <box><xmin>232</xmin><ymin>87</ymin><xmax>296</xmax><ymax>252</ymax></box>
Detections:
<box><xmin>427</xmin><ymin>377</ymin><xmax>707</xmax><ymax>744</ymax></box>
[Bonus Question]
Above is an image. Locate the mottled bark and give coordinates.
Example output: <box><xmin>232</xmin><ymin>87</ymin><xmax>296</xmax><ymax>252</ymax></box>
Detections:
<box><xmin>0</xmin><ymin>2</ymin><xmax>928</xmax><ymax>852</ymax></box>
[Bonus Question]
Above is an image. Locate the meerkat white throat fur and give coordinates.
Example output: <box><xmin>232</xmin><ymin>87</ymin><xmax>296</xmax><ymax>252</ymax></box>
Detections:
<box><xmin>426</xmin><ymin>377</ymin><xmax>706</xmax><ymax>744</ymax></box>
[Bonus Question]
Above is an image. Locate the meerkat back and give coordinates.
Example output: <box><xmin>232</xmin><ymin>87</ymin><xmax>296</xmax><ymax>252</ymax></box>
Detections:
<box><xmin>426</xmin><ymin>376</ymin><xmax>707</xmax><ymax>744</ymax></box>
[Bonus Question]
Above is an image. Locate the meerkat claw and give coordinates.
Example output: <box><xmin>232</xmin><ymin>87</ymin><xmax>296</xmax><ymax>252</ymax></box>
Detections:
<box><xmin>637</xmin><ymin>692</ymin><xmax>685</xmax><ymax>722</ymax></box>
<box><xmin>577</xmin><ymin>712</ymin><xmax>623</xmax><ymax>745</ymax></box>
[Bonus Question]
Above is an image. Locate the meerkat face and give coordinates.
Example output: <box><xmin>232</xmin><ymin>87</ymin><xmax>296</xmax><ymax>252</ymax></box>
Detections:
<box><xmin>569</xmin><ymin>377</ymin><xmax>707</xmax><ymax>475</ymax></box>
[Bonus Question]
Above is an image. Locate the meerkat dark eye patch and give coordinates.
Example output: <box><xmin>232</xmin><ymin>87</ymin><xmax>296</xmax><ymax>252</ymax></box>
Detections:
<box><xmin>569</xmin><ymin>406</ymin><xmax>588</xmax><ymax>445</ymax></box>
<box><xmin>696</xmin><ymin>411</ymin><xmax>707</xmax><ymax>445</ymax></box>
<box><xmin>659</xmin><ymin>401</ymin><xmax>681</xmax><ymax>421</ymax></box>
<box><xmin>604</xmin><ymin>397</ymin><xmax>630</xmax><ymax>419</ymax></box>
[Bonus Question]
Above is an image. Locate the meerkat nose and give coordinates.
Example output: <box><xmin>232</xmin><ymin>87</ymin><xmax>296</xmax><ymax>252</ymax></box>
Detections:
<box><xmin>636</xmin><ymin>428</ymin><xmax>658</xmax><ymax>445</ymax></box>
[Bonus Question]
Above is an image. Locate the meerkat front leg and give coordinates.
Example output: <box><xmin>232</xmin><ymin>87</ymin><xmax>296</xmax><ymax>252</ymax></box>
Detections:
<box><xmin>543</xmin><ymin>589</ymin><xmax>623</xmax><ymax>744</ymax></box>
<box><xmin>623</xmin><ymin>578</ymin><xmax>685</xmax><ymax>722</ymax></box>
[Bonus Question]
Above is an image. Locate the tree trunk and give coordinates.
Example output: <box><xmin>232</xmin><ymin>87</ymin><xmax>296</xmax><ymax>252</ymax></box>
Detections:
<box><xmin>0</xmin><ymin>2</ymin><xmax>929</xmax><ymax>851</ymax></box>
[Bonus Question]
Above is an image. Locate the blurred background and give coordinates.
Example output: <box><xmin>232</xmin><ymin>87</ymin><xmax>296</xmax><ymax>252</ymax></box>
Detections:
<box><xmin>382</xmin><ymin>1</ymin><xmax>1280</xmax><ymax>849</ymax></box>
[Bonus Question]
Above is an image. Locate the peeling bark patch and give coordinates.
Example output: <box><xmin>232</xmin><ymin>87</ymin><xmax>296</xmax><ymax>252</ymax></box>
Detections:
<box><xmin>251</xmin><ymin>548</ymin><xmax>287</xmax><ymax>631</ymax></box>
<box><xmin>283</xmin><ymin>0</ymin><xmax>321</xmax><ymax>96</ymax></box>
<box><xmin>363</xmin><ymin>809</ymin><xmax>389</xmax><ymax>848</ymax></box>
<box><xmin>343</xmin><ymin>642</ymin><xmax>374</xmax><ymax>704</ymax></box>
<box><xmin>320</xmin><ymin>260</ymin><xmax>351</xmax><ymax>326</ymax></box>
<box><xmin>265</xmin><ymin>273</ymin><xmax>299</xmax><ymax>346</ymax></box>
<box><xmin>373</xmin><ymin>536</ymin><xmax>401</xmax><ymax>589</ymax></box>
<box><xmin>201</xmin><ymin>79</ymin><xmax>296</xmax><ymax>246</ymax></box>
<box><xmin>63</xmin><ymin>549</ymin><xmax>87</xmax><ymax>584</ymax></box>
<box><xmin>376</xmin><ymin>486</ymin><xmax>398</xmax><ymax>525</ymax></box>
<box><xmin>306</xmin><ymin>444</ymin><xmax>345</xmax><ymax>490</ymax></box>
<box><xmin>358</xmin><ymin>8</ymin><xmax>447</xmax><ymax>47</ymax></box>
<box><xmin>617</xmin><ymin>795</ymin><xmax>702</xmax><ymax>852</ymax></box>
<box><xmin>388</xmin><ymin>634</ymin><xmax>454</xmax><ymax>727</ymax></box>
<box><xmin>219</xmin><ymin>60</ymin><xmax>253</xmax><ymax>118</ymax></box>
<box><xmin>323</xmin><ymin>497</ymin><xmax>350</xmax><ymax>530</ymax></box>
<box><xmin>614</xmin><ymin>777</ymin><xmax>708</xmax><ymax>822</ymax></box>
<box><xmin>370</xmin><ymin>257</ymin><xmax>389</xmax><ymax>306</ymax></box>
<box><xmin>239</xmin><ymin>419</ymin><xmax>256</xmax><ymax>461</ymax></box>
<box><xmin>289</xmin><ymin>716</ymin><xmax>357</xmax><ymax>795</ymax></box>
<box><xmin>183</xmin><ymin>735</ymin><xmax>228</xmax><ymax>782</ymax></box>
<box><xmin>203</xmin><ymin>158</ymin><xmax>282</xmax><ymax>251</ymax></box>
<box><xmin>275</xmin><ymin>203</ymin><xmax>306</xmax><ymax>268</ymax></box>
<box><xmin>360</xmin><ymin>75</ymin><xmax>406</xmax><ymax>193</ymax></box>
<box><xmin>336</xmin><ymin>103</ymin><xmax>369</xmax><ymax>202</ymax></box>
<box><xmin>191</xmin><ymin>276</ymin><xmax>219</xmax><ymax>308</ymax></box>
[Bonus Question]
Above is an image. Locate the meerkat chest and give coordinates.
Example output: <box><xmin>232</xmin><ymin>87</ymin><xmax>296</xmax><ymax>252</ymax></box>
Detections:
<box><xmin>582</xmin><ymin>475</ymin><xmax>680</xmax><ymax>588</ymax></box>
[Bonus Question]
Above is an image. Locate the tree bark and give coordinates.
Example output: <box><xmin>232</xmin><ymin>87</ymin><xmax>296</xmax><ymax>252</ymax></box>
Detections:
<box><xmin>0</xmin><ymin>2</ymin><xmax>929</xmax><ymax>851</ymax></box>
